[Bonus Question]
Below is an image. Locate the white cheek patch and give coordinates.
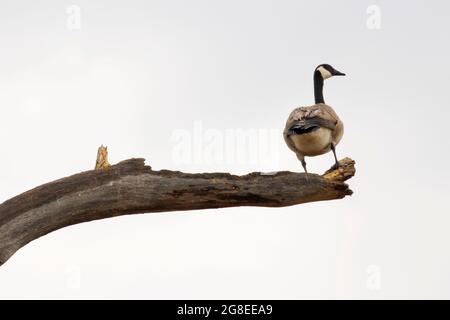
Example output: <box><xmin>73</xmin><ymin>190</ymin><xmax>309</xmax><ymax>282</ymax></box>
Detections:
<box><xmin>317</xmin><ymin>66</ymin><xmax>332</xmax><ymax>79</ymax></box>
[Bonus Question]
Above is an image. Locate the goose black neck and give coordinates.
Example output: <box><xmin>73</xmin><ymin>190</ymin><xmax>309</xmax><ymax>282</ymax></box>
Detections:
<box><xmin>314</xmin><ymin>71</ymin><xmax>325</xmax><ymax>104</ymax></box>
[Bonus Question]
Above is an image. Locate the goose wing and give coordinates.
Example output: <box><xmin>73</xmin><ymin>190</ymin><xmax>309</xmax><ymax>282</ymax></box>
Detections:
<box><xmin>284</xmin><ymin>104</ymin><xmax>338</xmax><ymax>136</ymax></box>
<box><xmin>286</xmin><ymin>116</ymin><xmax>336</xmax><ymax>135</ymax></box>
<box><xmin>283</xmin><ymin>104</ymin><xmax>341</xmax><ymax>153</ymax></box>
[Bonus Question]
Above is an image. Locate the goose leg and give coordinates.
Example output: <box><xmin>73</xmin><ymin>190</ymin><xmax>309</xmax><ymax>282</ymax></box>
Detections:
<box><xmin>301</xmin><ymin>159</ymin><xmax>308</xmax><ymax>174</ymax></box>
<box><xmin>296</xmin><ymin>153</ymin><xmax>309</xmax><ymax>181</ymax></box>
<box><xmin>330</xmin><ymin>143</ymin><xmax>339</xmax><ymax>170</ymax></box>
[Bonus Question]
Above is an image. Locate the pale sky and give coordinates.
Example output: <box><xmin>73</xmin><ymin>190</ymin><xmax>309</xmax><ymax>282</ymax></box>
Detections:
<box><xmin>0</xmin><ymin>0</ymin><xmax>449</xmax><ymax>299</ymax></box>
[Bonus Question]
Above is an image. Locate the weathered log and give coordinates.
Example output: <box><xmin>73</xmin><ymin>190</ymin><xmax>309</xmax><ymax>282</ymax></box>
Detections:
<box><xmin>0</xmin><ymin>157</ymin><xmax>355</xmax><ymax>266</ymax></box>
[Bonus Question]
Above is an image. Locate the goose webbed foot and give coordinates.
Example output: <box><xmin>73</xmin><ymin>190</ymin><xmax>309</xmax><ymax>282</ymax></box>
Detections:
<box><xmin>330</xmin><ymin>162</ymin><xmax>340</xmax><ymax>171</ymax></box>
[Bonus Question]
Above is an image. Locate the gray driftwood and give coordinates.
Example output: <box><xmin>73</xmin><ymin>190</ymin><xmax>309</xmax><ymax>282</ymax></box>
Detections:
<box><xmin>0</xmin><ymin>157</ymin><xmax>355</xmax><ymax>266</ymax></box>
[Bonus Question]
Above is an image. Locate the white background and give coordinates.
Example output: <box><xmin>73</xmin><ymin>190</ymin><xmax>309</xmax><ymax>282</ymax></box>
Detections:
<box><xmin>0</xmin><ymin>0</ymin><xmax>449</xmax><ymax>299</ymax></box>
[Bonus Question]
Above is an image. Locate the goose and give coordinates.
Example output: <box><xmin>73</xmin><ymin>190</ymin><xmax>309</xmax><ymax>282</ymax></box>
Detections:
<box><xmin>283</xmin><ymin>64</ymin><xmax>345</xmax><ymax>176</ymax></box>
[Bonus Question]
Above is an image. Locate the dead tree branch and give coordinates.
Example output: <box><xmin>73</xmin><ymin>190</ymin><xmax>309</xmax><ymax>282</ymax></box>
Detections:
<box><xmin>0</xmin><ymin>154</ymin><xmax>355</xmax><ymax>266</ymax></box>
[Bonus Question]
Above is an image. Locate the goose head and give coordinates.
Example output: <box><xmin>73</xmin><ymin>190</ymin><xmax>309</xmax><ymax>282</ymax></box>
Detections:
<box><xmin>315</xmin><ymin>64</ymin><xmax>346</xmax><ymax>80</ymax></box>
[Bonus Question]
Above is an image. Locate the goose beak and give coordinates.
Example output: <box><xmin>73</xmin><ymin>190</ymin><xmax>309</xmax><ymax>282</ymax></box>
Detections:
<box><xmin>333</xmin><ymin>70</ymin><xmax>346</xmax><ymax>76</ymax></box>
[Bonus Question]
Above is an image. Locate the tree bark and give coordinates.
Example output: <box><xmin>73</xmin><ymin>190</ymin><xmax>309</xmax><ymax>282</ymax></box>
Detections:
<box><xmin>0</xmin><ymin>157</ymin><xmax>355</xmax><ymax>267</ymax></box>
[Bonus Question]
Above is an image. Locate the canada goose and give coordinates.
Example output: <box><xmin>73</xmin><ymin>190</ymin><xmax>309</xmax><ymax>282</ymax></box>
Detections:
<box><xmin>283</xmin><ymin>64</ymin><xmax>345</xmax><ymax>176</ymax></box>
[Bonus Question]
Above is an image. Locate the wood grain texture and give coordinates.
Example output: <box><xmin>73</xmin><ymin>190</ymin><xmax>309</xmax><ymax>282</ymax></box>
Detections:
<box><xmin>0</xmin><ymin>157</ymin><xmax>355</xmax><ymax>266</ymax></box>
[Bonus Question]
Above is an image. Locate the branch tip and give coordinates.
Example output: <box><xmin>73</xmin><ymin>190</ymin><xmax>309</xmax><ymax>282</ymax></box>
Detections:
<box><xmin>95</xmin><ymin>145</ymin><xmax>111</xmax><ymax>170</ymax></box>
<box><xmin>322</xmin><ymin>157</ymin><xmax>356</xmax><ymax>182</ymax></box>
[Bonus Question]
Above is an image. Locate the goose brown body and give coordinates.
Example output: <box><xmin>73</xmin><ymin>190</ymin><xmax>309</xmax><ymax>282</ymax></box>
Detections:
<box><xmin>283</xmin><ymin>103</ymin><xmax>343</xmax><ymax>157</ymax></box>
